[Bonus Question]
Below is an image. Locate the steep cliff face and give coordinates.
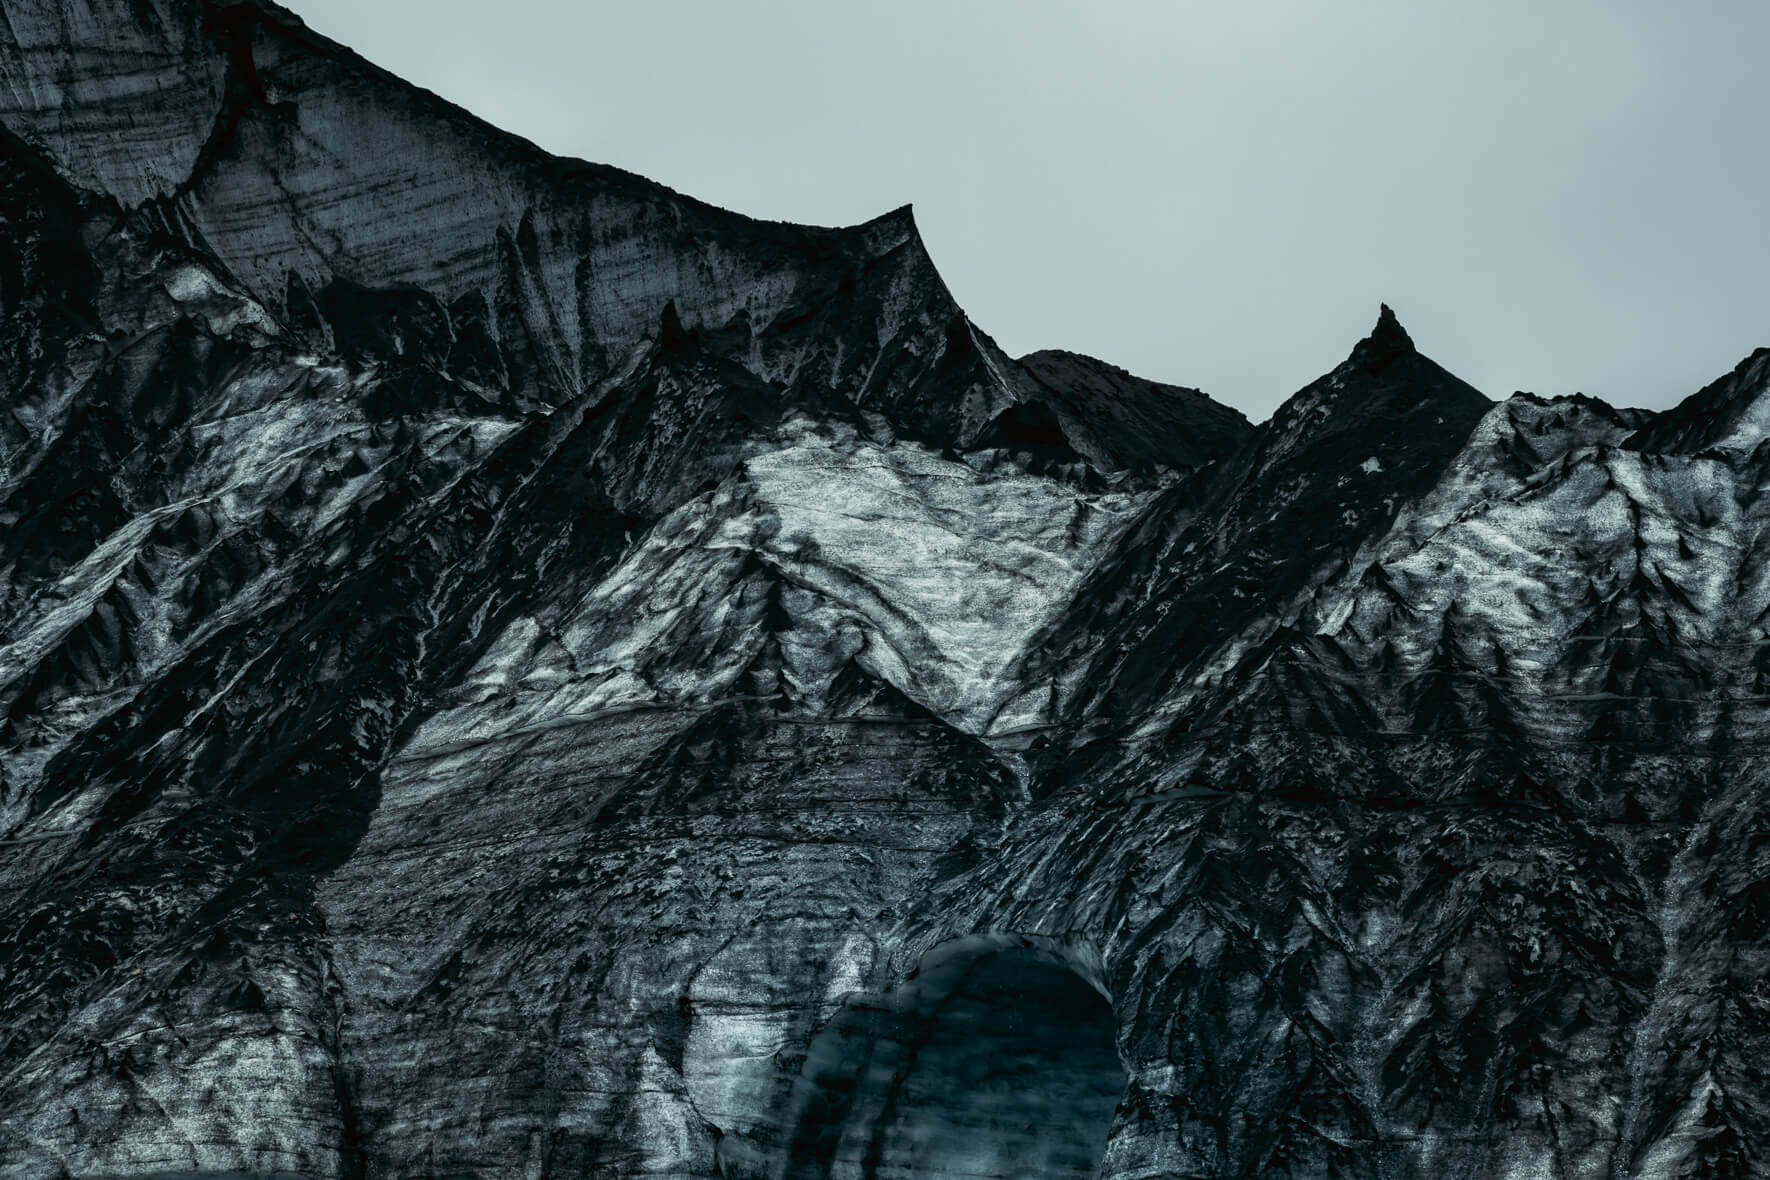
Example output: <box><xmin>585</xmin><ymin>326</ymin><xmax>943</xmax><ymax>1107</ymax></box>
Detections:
<box><xmin>2</xmin><ymin>4</ymin><xmax>1767</xmax><ymax>1180</ymax></box>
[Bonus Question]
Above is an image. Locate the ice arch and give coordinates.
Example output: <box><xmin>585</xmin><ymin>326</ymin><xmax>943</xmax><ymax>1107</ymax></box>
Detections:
<box><xmin>784</xmin><ymin>935</ymin><xmax>1126</xmax><ymax>1180</ymax></box>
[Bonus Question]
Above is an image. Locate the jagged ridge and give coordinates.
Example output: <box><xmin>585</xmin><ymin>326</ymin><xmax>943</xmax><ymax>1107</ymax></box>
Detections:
<box><xmin>3</xmin><ymin>3</ymin><xmax>1770</xmax><ymax>1179</ymax></box>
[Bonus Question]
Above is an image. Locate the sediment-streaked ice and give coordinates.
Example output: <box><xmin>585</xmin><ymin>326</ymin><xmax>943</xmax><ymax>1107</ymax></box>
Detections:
<box><xmin>404</xmin><ymin>417</ymin><xmax>1148</xmax><ymax>756</ymax></box>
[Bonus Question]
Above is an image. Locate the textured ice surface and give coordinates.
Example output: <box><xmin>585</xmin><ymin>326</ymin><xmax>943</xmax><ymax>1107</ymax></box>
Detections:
<box><xmin>404</xmin><ymin>418</ymin><xmax>1145</xmax><ymax>761</ymax></box>
<box><xmin>1292</xmin><ymin>393</ymin><xmax>1770</xmax><ymax>749</ymax></box>
<box><xmin>10</xmin><ymin>5</ymin><xmax>1770</xmax><ymax>1177</ymax></box>
<box><xmin>0</xmin><ymin>0</ymin><xmax>226</xmax><ymax>205</ymax></box>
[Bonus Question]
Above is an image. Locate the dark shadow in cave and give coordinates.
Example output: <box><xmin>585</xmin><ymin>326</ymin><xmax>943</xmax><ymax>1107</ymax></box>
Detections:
<box><xmin>784</xmin><ymin>937</ymin><xmax>1125</xmax><ymax>1180</ymax></box>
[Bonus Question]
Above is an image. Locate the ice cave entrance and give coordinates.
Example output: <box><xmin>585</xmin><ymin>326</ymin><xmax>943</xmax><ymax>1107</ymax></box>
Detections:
<box><xmin>787</xmin><ymin>937</ymin><xmax>1125</xmax><ymax>1180</ymax></box>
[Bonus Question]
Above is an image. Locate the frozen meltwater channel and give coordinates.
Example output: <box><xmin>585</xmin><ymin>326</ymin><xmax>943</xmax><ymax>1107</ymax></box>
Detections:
<box><xmin>401</xmin><ymin>418</ymin><xmax>1149</xmax><ymax>759</ymax></box>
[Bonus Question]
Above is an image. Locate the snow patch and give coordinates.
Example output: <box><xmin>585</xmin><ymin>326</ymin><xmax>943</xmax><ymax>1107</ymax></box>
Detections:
<box><xmin>404</xmin><ymin>421</ymin><xmax>1149</xmax><ymax>758</ymax></box>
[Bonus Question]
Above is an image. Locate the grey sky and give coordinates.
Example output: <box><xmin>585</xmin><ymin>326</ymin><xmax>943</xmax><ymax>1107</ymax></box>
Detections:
<box><xmin>283</xmin><ymin>0</ymin><xmax>1770</xmax><ymax>422</ymax></box>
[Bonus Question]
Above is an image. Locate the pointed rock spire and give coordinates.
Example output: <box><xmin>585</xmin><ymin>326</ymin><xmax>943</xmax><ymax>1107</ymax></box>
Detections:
<box><xmin>657</xmin><ymin>299</ymin><xmax>693</xmax><ymax>352</ymax></box>
<box><xmin>1354</xmin><ymin>303</ymin><xmax>1416</xmax><ymax>375</ymax></box>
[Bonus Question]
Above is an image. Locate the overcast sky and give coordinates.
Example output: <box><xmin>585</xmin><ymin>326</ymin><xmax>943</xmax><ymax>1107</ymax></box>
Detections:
<box><xmin>283</xmin><ymin>0</ymin><xmax>1769</xmax><ymax>422</ymax></box>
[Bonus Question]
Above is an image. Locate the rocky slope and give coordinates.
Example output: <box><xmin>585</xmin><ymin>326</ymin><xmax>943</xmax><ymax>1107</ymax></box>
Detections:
<box><xmin>1</xmin><ymin>2</ymin><xmax>1768</xmax><ymax>1179</ymax></box>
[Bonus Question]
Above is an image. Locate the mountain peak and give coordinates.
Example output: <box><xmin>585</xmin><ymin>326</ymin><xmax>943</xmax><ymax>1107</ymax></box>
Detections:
<box><xmin>1353</xmin><ymin>303</ymin><xmax>1416</xmax><ymax>374</ymax></box>
<box><xmin>852</xmin><ymin>202</ymin><xmax>924</xmax><ymax>257</ymax></box>
<box><xmin>1249</xmin><ymin>300</ymin><xmax>1488</xmax><ymax>479</ymax></box>
<box><xmin>1622</xmin><ymin>345</ymin><xmax>1770</xmax><ymax>454</ymax></box>
<box><xmin>1015</xmin><ymin>349</ymin><xmax>1253</xmax><ymax>473</ymax></box>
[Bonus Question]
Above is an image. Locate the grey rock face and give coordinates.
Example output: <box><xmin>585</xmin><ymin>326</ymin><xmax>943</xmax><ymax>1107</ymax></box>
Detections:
<box><xmin>1</xmin><ymin>4</ymin><xmax>1767</xmax><ymax>1179</ymax></box>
